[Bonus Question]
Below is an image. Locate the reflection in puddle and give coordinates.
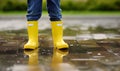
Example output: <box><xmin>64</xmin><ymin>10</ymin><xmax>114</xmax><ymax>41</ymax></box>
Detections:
<box><xmin>7</xmin><ymin>49</ymin><xmax>79</xmax><ymax>71</ymax></box>
<box><xmin>51</xmin><ymin>49</ymin><xmax>68</xmax><ymax>70</ymax></box>
<box><xmin>51</xmin><ymin>49</ymin><xmax>78</xmax><ymax>71</ymax></box>
<box><xmin>24</xmin><ymin>49</ymin><xmax>42</xmax><ymax>71</ymax></box>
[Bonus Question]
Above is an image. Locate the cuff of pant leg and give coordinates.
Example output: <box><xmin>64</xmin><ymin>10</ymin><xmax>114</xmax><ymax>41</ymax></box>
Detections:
<box><xmin>26</xmin><ymin>15</ymin><xmax>40</xmax><ymax>21</ymax></box>
<box><xmin>27</xmin><ymin>19</ymin><xmax>38</xmax><ymax>21</ymax></box>
<box><xmin>50</xmin><ymin>18</ymin><xmax>61</xmax><ymax>21</ymax></box>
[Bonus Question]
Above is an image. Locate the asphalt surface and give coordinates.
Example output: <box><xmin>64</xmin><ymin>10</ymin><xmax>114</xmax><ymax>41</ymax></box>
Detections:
<box><xmin>0</xmin><ymin>15</ymin><xmax>120</xmax><ymax>30</ymax></box>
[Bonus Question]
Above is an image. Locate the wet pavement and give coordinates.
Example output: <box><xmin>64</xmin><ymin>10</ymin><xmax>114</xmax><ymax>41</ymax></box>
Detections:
<box><xmin>0</xmin><ymin>15</ymin><xmax>120</xmax><ymax>71</ymax></box>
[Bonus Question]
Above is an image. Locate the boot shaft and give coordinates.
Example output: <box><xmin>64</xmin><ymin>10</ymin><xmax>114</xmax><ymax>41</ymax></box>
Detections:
<box><xmin>27</xmin><ymin>21</ymin><xmax>39</xmax><ymax>41</ymax></box>
<box><xmin>51</xmin><ymin>21</ymin><xmax>63</xmax><ymax>42</ymax></box>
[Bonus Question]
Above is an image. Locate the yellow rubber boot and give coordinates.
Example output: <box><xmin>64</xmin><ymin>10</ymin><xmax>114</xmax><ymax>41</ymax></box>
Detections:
<box><xmin>24</xmin><ymin>21</ymin><xmax>39</xmax><ymax>49</ymax></box>
<box><xmin>51</xmin><ymin>21</ymin><xmax>69</xmax><ymax>50</ymax></box>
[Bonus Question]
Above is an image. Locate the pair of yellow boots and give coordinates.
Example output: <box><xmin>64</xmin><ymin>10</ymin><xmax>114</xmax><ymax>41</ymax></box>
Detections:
<box><xmin>24</xmin><ymin>21</ymin><xmax>68</xmax><ymax>50</ymax></box>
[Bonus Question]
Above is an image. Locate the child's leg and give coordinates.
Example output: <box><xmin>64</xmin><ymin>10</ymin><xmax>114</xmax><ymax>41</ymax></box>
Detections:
<box><xmin>47</xmin><ymin>0</ymin><xmax>62</xmax><ymax>21</ymax></box>
<box><xmin>27</xmin><ymin>0</ymin><xmax>42</xmax><ymax>21</ymax></box>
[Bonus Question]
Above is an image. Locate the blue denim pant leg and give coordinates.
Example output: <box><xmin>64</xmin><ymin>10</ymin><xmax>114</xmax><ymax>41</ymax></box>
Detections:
<box><xmin>27</xmin><ymin>0</ymin><xmax>42</xmax><ymax>21</ymax></box>
<box><xmin>47</xmin><ymin>0</ymin><xmax>62</xmax><ymax>21</ymax></box>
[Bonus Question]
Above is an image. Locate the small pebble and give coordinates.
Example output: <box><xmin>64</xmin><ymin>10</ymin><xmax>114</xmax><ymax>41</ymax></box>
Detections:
<box><xmin>17</xmin><ymin>60</ymin><xmax>20</xmax><ymax>63</ymax></box>
<box><xmin>97</xmin><ymin>53</ymin><xmax>101</xmax><ymax>56</ymax></box>
<box><xmin>87</xmin><ymin>52</ymin><xmax>92</xmax><ymax>54</ymax></box>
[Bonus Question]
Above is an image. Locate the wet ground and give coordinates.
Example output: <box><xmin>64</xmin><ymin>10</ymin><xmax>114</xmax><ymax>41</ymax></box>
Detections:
<box><xmin>0</xmin><ymin>15</ymin><xmax>120</xmax><ymax>71</ymax></box>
